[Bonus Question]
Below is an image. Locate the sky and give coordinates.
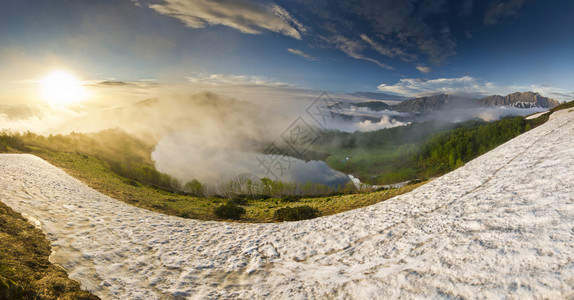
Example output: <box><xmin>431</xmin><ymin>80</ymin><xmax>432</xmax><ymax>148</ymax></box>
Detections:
<box><xmin>1</xmin><ymin>0</ymin><xmax>573</xmax><ymax>107</ymax></box>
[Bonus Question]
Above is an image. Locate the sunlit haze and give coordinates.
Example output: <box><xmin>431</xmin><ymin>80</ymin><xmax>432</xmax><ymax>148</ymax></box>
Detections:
<box><xmin>39</xmin><ymin>70</ymin><xmax>87</xmax><ymax>106</ymax></box>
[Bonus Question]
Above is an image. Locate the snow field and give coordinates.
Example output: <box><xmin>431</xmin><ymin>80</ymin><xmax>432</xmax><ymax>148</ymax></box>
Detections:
<box><xmin>1</xmin><ymin>109</ymin><xmax>573</xmax><ymax>299</ymax></box>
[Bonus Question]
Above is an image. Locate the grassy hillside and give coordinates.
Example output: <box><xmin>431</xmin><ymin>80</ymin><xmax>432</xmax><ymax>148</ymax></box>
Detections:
<box><xmin>318</xmin><ymin>114</ymin><xmax>551</xmax><ymax>184</ymax></box>
<box><xmin>0</xmin><ymin>129</ymin><xmax>426</xmax><ymax>222</ymax></box>
<box><xmin>0</xmin><ymin>201</ymin><xmax>99</xmax><ymax>299</ymax></box>
<box><xmin>0</xmin><ymin>129</ymin><xmax>180</xmax><ymax>193</ymax></box>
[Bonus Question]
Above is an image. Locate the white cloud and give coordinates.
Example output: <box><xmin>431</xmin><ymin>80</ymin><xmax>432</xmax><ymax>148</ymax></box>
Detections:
<box><xmin>378</xmin><ymin>76</ymin><xmax>495</xmax><ymax>97</ymax></box>
<box><xmin>287</xmin><ymin>48</ymin><xmax>318</xmax><ymax>61</ymax></box>
<box><xmin>416</xmin><ymin>65</ymin><xmax>432</xmax><ymax>73</ymax></box>
<box><xmin>323</xmin><ymin>35</ymin><xmax>393</xmax><ymax>70</ymax></box>
<box><xmin>356</xmin><ymin>115</ymin><xmax>409</xmax><ymax>131</ymax></box>
<box><xmin>186</xmin><ymin>73</ymin><xmax>293</xmax><ymax>87</ymax></box>
<box><xmin>270</xmin><ymin>5</ymin><xmax>308</xmax><ymax>35</ymax></box>
<box><xmin>149</xmin><ymin>0</ymin><xmax>304</xmax><ymax>39</ymax></box>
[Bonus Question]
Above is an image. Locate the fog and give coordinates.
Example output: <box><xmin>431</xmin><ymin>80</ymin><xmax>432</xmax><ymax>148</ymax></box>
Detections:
<box><xmin>329</xmin><ymin>107</ymin><xmax>411</xmax><ymax>132</ymax></box>
<box><xmin>151</xmin><ymin>139</ymin><xmax>349</xmax><ymax>187</ymax></box>
<box><xmin>415</xmin><ymin>106</ymin><xmax>547</xmax><ymax>123</ymax></box>
<box><xmin>140</xmin><ymin>93</ymin><xmax>547</xmax><ymax>185</ymax></box>
<box><xmin>0</xmin><ymin>104</ymin><xmax>82</xmax><ymax>134</ymax></box>
<box><xmin>316</xmin><ymin>103</ymin><xmax>546</xmax><ymax>133</ymax></box>
<box><xmin>0</xmin><ymin>86</ymin><xmax>553</xmax><ymax>186</ymax></box>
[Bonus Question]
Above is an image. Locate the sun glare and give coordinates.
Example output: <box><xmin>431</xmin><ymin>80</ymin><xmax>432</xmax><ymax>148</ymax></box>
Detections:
<box><xmin>39</xmin><ymin>70</ymin><xmax>87</xmax><ymax>105</ymax></box>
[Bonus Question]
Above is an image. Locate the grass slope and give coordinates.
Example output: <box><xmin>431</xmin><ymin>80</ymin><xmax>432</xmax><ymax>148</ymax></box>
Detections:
<box><xmin>320</xmin><ymin>114</ymin><xmax>552</xmax><ymax>184</ymax></box>
<box><xmin>0</xmin><ymin>201</ymin><xmax>99</xmax><ymax>299</ymax></box>
<box><xmin>0</xmin><ymin>135</ymin><xmax>423</xmax><ymax>222</ymax></box>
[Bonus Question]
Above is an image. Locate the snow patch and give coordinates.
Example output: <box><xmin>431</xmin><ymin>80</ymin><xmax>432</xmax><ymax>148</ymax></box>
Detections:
<box><xmin>1</xmin><ymin>110</ymin><xmax>574</xmax><ymax>298</ymax></box>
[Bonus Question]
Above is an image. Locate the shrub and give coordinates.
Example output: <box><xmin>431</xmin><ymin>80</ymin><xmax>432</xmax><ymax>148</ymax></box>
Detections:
<box><xmin>407</xmin><ymin>178</ymin><xmax>427</xmax><ymax>185</ymax></box>
<box><xmin>183</xmin><ymin>179</ymin><xmax>205</xmax><ymax>197</ymax></box>
<box><xmin>230</xmin><ymin>194</ymin><xmax>249</xmax><ymax>205</ymax></box>
<box><xmin>274</xmin><ymin>206</ymin><xmax>320</xmax><ymax>222</ymax></box>
<box><xmin>213</xmin><ymin>202</ymin><xmax>246</xmax><ymax>220</ymax></box>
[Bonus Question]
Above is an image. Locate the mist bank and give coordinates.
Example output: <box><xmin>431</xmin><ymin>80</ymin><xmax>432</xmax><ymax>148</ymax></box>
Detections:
<box><xmin>151</xmin><ymin>135</ymin><xmax>349</xmax><ymax>187</ymax></box>
<box><xmin>332</xmin><ymin>92</ymin><xmax>554</xmax><ymax>132</ymax></box>
<box><xmin>328</xmin><ymin>106</ymin><xmax>546</xmax><ymax>133</ymax></box>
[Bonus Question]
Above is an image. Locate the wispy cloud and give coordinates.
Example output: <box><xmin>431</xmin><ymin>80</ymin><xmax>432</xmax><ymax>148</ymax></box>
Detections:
<box><xmin>287</xmin><ymin>48</ymin><xmax>318</xmax><ymax>61</ymax></box>
<box><xmin>89</xmin><ymin>79</ymin><xmax>158</xmax><ymax>89</ymax></box>
<box><xmin>359</xmin><ymin>34</ymin><xmax>415</xmax><ymax>61</ymax></box>
<box><xmin>378</xmin><ymin>76</ymin><xmax>498</xmax><ymax>97</ymax></box>
<box><xmin>484</xmin><ymin>0</ymin><xmax>527</xmax><ymax>25</ymax></box>
<box><xmin>186</xmin><ymin>73</ymin><xmax>293</xmax><ymax>87</ymax></box>
<box><xmin>344</xmin><ymin>0</ymin><xmax>456</xmax><ymax>64</ymax></box>
<box><xmin>527</xmin><ymin>86</ymin><xmax>574</xmax><ymax>101</ymax></box>
<box><xmin>148</xmin><ymin>0</ymin><xmax>305</xmax><ymax>39</ymax></box>
<box><xmin>293</xmin><ymin>1</ymin><xmax>458</xmax><ymax>65</ymax></box>
<box><xmin>270</xmin><ymin>5</ymin><xmax>308</xmax><ymax>35</ymax></box>
<box><xmin>416</xmin><ymin>65</ymin><xmax>432</xmax><ymax>73</ymax></box>
<box><xmin>323</xmin><ymin>35</ymin><xmax>393</xmax><ymax>69</ymax></box>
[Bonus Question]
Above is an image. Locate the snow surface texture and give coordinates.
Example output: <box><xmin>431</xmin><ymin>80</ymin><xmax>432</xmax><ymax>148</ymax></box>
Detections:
<box><xmin>1</xmin><ymin>110</ymin><xmax>574</xmax><ymax>299</ymax></box>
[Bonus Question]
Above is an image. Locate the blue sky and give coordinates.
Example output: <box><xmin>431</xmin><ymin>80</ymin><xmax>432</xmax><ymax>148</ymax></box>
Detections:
<box><xmin>1</xmin><ymin>0</ymin><xmax>573</xmax><ymax>102</ymax></box>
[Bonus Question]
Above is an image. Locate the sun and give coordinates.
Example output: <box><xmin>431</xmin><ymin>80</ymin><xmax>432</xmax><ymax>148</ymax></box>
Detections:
<box><xmin>39</xmin><ymin>70</ymin><xmax>87</xmax><ymax>105</ymax></box>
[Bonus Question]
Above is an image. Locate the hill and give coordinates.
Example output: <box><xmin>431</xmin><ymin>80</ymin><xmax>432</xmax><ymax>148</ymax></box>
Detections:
<box><xmin>349</xmin><ymin>101</ymin><xmax>391</xmax><ymax>111</ymax></box>
<box><xmin>390</xmin><ymin>94</ymin><xmax>474</xmax><ymax>113</ymax></box>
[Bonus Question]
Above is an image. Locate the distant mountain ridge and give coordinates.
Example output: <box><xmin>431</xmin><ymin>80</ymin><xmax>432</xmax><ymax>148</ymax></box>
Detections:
<box><xmin>478</xmin><ymin>91</ymin><xmax>561</xmax><ymax>108</ymax></box>
<box><xmin>351</xmin><ymin>101</ymin><xmax>390</xmax><ymax>111</ymax></box>
<box><xmin>391</xmin><ymin>94</ymin><xmax>475</xmax><ymax>113</ymax></box>
<box><xmin>350</xmin><ymin>91</ymin><xmax>561</xmax><ymax>114</ymax></box>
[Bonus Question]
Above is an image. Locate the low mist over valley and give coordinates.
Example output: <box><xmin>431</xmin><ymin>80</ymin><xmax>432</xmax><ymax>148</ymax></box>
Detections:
<box><xmin>0</xmin><ymin>88</ymin><xmax>565</xmax><ymax>187</ymax></box>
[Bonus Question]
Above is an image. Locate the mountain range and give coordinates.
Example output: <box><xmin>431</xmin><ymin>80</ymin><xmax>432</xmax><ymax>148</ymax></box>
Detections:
<box><xmin>352</xmin><ymin>92</ymin><xmax>562</xmax><ymax>114</ymax></box>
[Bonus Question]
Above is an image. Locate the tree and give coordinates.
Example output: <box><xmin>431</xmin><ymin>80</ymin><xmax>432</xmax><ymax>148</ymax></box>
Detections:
<box><xmin>184</xmin><ymin>179</ymin><xmax>205</xmax><ymax>197</ymax></box>
<box><xmin>260</xmin><ymin>177</ymin><xmax>273</xmax><ymax>195</ymax></box>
